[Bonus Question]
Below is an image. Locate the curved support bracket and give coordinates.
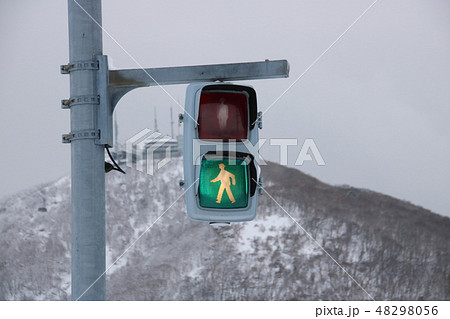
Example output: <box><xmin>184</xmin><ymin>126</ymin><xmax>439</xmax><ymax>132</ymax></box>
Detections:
<box><xmin>110</xmin><ymin>85</ymin><xmax>146</xmax><ymax>110</ymax></box>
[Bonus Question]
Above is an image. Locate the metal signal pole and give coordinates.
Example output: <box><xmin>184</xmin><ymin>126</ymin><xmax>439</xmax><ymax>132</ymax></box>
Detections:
<box><xmin>65</xmin><ymin>0</ymin><xmax>105</xmax><ymax>300</ymax></box>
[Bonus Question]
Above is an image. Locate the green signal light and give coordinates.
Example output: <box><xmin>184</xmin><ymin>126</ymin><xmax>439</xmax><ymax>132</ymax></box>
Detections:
<box><xmin>199</xmin><ymin>157</ymin><xmax>249</xmax><ymax>209</ymax></box>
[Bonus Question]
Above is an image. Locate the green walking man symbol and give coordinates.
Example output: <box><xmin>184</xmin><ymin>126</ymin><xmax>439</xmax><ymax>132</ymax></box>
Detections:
<box><xmin>210</xmin><ymin>163</ymin><xmax>236</xmax><ymax>204</ymax></box>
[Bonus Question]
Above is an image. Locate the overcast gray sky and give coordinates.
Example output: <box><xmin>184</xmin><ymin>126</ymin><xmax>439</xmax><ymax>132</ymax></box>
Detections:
<box><xmin>1</xmin><ymin>0</ymin><xmax>449</xmax><ymax>218</ymax></box>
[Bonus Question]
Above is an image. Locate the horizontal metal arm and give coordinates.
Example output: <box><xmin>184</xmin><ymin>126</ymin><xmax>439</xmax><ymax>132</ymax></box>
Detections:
<box><xmin>109</xmin><ymin>60</ymin><xmax>289</xmax><ymax>87</ymax></box>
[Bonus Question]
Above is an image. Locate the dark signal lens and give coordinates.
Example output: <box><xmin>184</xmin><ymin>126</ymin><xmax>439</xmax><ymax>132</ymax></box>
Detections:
<box><xmin>198</xmin><ymin>92</ymin><xmax>248</xmax><ymax>141</ymax></box>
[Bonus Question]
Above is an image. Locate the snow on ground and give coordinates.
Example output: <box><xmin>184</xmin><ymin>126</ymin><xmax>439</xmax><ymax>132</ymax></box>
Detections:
<box><xmin>238</xmin><ymin>213</ymin><xmax>292</xmax><ymax>253</ymax></box>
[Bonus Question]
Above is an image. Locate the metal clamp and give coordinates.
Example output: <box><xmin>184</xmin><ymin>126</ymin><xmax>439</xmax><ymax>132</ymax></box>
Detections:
<box><xmin>62</xmin><ymin>130</ymin><xmax>100</xmax><ymax>144</ymax></box>
<box><xmin>60</xmin><ymin>60</ymin><xmax>99</xmax><ymax>74</ymax></box>
<box><xmin>61</xmin><ymin>95</ymin><xmax>100</xmax><ymax>109</ymax></box>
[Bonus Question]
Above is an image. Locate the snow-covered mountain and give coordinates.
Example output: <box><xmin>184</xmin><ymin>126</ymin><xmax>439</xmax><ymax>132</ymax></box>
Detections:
<box><xmin>1</xmin><ymin>157</ymin><xmax>449</xmax><ymax>300</ymax></box>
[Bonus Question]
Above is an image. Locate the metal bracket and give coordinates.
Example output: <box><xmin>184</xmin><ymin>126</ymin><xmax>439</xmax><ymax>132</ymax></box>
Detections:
<box><xmin>257</xmin><ymin>177</ymin><xmax>264</xmax><ymax>195</ymax></box>
<box><xmin>257</xmin><ymin>111</ymin><xmax>263</xmax><ymax>129</ymax></box>
<box><xmin>61</xmin><ymin>56</ymin><xmax>112</xmax><ymax>146</ymax></box>
<box><xmin>60</xmin><ymin>60</ymin><xmax>99</xmax><ymax>74</ymax></box>
<box><xmin>96</xmin><ymin>55</ymin><xmax>112</xmax><ymax>147</ymax></box>
<box><xmin>61</xmin><ymin>95</ymin><xmax>100</xmax><ymax>109</ymax></box>
<box><xmin>62</xmin><ymin>129</ymin><xmax>100</xmax><ymax>144</ymax></box>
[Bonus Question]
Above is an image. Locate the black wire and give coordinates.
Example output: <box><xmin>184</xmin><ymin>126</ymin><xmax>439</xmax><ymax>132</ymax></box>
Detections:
<box><xmin>106</xmin><ymin>146</ymin><xmax>126</xmax><ymax>174</ymax></box>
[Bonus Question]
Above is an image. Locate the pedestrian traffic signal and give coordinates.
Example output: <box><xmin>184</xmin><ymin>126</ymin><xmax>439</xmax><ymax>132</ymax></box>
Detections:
<box><xmin>181</xmin><ymin>82</ymin><xmax>262</xmax><ymax>223</ymax></box>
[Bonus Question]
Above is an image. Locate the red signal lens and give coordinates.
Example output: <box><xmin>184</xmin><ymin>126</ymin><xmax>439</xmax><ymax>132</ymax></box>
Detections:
<box><xmin>198</xmin><ymin>92</ymin><xmax>248</xmax><ymax>141</ymax></box>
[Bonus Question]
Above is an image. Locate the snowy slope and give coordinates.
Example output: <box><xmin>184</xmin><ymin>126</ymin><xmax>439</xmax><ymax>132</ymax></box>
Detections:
<box><xmin>0</xmin><ymin>157</ymin><xmax>449</xmax><ymax>300</ymax></box>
